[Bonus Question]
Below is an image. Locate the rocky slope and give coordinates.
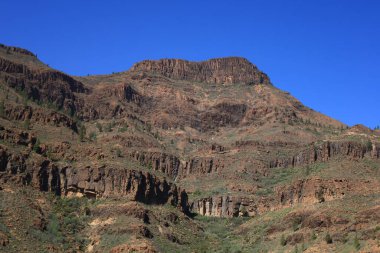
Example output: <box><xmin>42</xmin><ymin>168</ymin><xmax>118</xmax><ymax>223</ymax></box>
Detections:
<box><xmin>0</xmin><ymin>43</ymin><xmax>379</xmax><ymax>252</ymax></box>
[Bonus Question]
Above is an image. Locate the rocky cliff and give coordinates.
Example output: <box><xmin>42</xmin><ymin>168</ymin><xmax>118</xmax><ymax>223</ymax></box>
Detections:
<box><xmin>0</xmin><ymin>56</ymin><xmax>87</xmax><ymax>113</ymax></box>
<box><xmin>191</xmin><ymin>178</ymin><xmax>380</xmax><ymax>217</ymax></box>
<box><xmin>269</xmin><ymin>140</ymin><xmax>377</xmax><ymax>169</ymax></box>
<box><xmin>129</xmin><ymin>57</ymin><xmax>271</xmax><ymax>85</ymax></box>
<box><xmin>130</xmin><ymin>151</ymin><xmax>224</xmax><ymax>179</ymax></box>
<box><xmin>0</xmin><ymin>147</ymin><xmax>189</xmax><ymax>213</ymax></box>
<box><xmin>2</xmin><ymin>103</ymin><xmax>78</xmax><ymax>131</ymax></box>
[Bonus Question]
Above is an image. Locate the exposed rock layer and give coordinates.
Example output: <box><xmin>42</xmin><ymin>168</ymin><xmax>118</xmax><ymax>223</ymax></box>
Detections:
<box><xmin>191</xmin><ymin>178</ymin><xmax>380</xmax><ymax>217</ymax></box>
<box><xmin>130</xmin><ymin>57</ymin><xmax>271</xmax><ymax>85</ymax></box>
<box><xmin>269</xmin><ymin>141</ymin><xmax>377</xmax><ymax>169</ymax></box>
<box><xmin>0</xmin><ymin>148</ymin><xmax>189</xmax><ymax>213</ymax></box>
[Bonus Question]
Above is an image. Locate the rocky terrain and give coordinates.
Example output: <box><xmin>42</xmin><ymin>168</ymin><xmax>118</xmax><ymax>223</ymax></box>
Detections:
<box><xmin>0</xmin><ymin>43</ymin><xmax>379</xmax><ymax>252</ymax></box>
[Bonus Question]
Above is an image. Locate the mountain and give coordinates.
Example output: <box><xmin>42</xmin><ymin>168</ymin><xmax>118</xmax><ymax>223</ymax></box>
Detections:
<box><xmin>0</xmin><ymin>43</ymin><xmax>379</xmax><ymax>253</ymax></box>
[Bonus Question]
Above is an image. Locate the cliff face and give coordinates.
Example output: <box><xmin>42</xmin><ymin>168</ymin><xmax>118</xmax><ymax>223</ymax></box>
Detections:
<box><xmin>130</xmin><ymin>57</ymin><xmax>271</xmax><ymax>85</ymax></box>
<box><xmin>130</xmin><ymin>151</ymin><xmax>181</xmax><ymax>179</ymax></box>
<box><xmin>2</xmin><ymin>103</ymin><xmax>78</xmax><ymax>131</ymax></box>
<box><xmin>63</xmin><ymin>166</ymin><xmax>189</xmax><ymax>212</ymax></box>
<box><xmin>191</xmin><ymin>178</ymin><xmax>380</xmax><ymax>217</ymax></box>
<box><xmin>129</xmin><ymin>151</ymin><xmax>224</xmax><ymax>179</ymax></box>
<box><xmin>0</xmin><ymin>57</ymin><xmax>87</xmax><ymax>113</ymax></box>
<box><xmin>269</xmin><ymin>141</ymin><xmax>377</xmax><ymax>169</ymax></box>
<box><xmin>0</xmin><ymin>147</ymin><xmax>189</xmax><ymax>214</ymax></box>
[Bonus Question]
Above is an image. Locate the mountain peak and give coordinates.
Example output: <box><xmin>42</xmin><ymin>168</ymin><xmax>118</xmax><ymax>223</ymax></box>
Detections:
<box><xmin>129</xmin><ymin>57</ymin><xmax>271</xmax><ymax>85</ymax></box>
<box><xmin>0</xmin><ymin>43</ymin><xmax>36</xmax><ymax>57</ymax></box>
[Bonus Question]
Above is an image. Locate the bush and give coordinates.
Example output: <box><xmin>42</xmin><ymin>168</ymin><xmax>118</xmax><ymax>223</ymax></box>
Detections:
<box><xmin>104</xmin><ymin>123</ymin><xmax>112</xmax><ymax>132</ymax></box>
<box><xmin>96</xmin><ymin>123</ymin><xmax>103</xmax><ymax>132</ymax></box>
<box><xmin>311</xmin><ymin>231</ymin><xmax>317</xmax><ymax>240</ymax></box>
<box><xmin>366</xmin><ymin>140</ymin><xmax>373</xmax><ymax>151</ymax></box>
<box><xmin>280</xmin><ymin>234</ymin><xmax>287</xmax><ymax>246</ymax></box>
<box><xmin>292</xmin><ymin>216</ymin><xmax>302</xmax><ymax>231</ymax></box>
<box><xmin>89</xmin><ymin>132</ymin><xmax>97</xmax><ymax>141</ymax></box>
<box><xmin>354</xmin><ymin>234</ymin><xmax>360</xmax><ymax>250</ymax></box>
<box><xmin>24</xmin><ymin>118</ymin><xmax>30</xmax><ymax>130</ymax></box>
<box><xmin>193</xmin><ymin>189</ymin><xmax>202</xmax><ymax>196</ymax></box>
<box><xmin>33</xmin><ymin>139</ymin><xmax>41</xmax><ymax>153</ymax></box>
<box><xmin>115</xmin><ymin>148</ymin><xmax>122</xmax><ymax>157</ymax></box>
<box><xmin>119</xmin><ymin>123</ymin><xmax>128</xmax><ymax>132</ymax></box>
<box><xmin>0</xmin><ymin>100</ymin><xmax>4</xmax><ymax>118</ymax></box>
<box><xmin>325</xmin><ymin>232</ymin><xmax>333</xmax><ymax>244</ymax></box>
<box><xmin>79</xmin><ymin>125</ymin><xmax>86</xmax><ymax>142</ymax></box>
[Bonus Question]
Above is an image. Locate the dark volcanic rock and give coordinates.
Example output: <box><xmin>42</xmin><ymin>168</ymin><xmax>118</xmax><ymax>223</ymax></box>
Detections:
<box><xmin>0</xmin><ymin>57</ymin><xmax>87</xmax><ymax>113</ymax></box>
<box><xmin>269</xmin><ymin>141</ymin><xmax>377</xmax><ymax>169</ymax></box>
<box><xmin>130</xmin><ymin>57</ymin><xmax>271</xmax><ymax>85</ymax></box>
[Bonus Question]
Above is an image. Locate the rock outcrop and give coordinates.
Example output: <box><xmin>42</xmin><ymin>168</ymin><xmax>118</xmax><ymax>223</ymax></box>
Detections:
<box><xmin>63</xmin><ymin>166</ymin><xmax>188</xmax><ymax>212</ymax></box>
<box><xmin>0</xmin><ymin>43</ymin><xmax>36</xmax><ymax>57</ymax></box>
<box><xmin>0</xmin><ymin>126</ymin><xmax>36</xmax><ymax>147</ymax></box>
<box><xmin>130</xmin><ymin>57</ymin><xmax>271</xmax><ymax>85</ymax></box>
<box><xmin>0</xmin><ymin>57</ymin><xmax>86</xmax><ymax>113</ymax></box>
<box><xmin>130</xmin><ymin>151</ymin><xmax>181</xmax><ymax>179</ymax></box>
<box><xmin>3</xmin><ymin>104</ymin><xmax>78</xmax><ymax>131</ymax></box>
<box><xmin>275</xmin><ymin>178</ymin><xmax>379</xmax><ymax>207</ymax></box>
<box><xmin>0</xmin><ymin>148</ymin><xmax>189</xmax><ymax>213</ymax></box>
<box><xmin>130</xmin><ymin>151</ymin><xmax>224</xmax><ymax>179</ymax></box>
<box><xmin>191</xmin><ymin>178</ymin><xmax>380</xmax><ymax>217</ymax></box>
<box><xmin>178</xmin><ymin>156</ymin><xmax>224</xmax><ymax>178</ymax></box>
<box><xmin>191</xmin><ymin>196</ymin><xmax>252</xmax><ymax>217</ymax></box>
<box><xmin>269</xmin><ymin>141</ymin><xmax>377</xmax><ymax>169</ymax></box>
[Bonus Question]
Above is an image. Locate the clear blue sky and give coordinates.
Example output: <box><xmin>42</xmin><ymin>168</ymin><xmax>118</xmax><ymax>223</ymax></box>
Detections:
<box><xmin>1</xmin><ymin>0</ymin><xmax>379</xmax><ymax>128</ymax></box>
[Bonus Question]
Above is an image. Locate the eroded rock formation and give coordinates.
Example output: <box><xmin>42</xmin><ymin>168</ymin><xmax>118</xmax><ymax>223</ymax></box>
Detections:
<box><xmin>191</xmin><ymin>178</ymin><xmax>380</xmax><ymax>217</ymax></box>
<box><xmin>269</xmin><ymin>141</ymin><xmax>377</xmax><ymax>168</ymax></box>
<box><xmin>0</xmin><ymin>148</ymin><xmax>189</xmax><ymax>213</ymax></box>
<box><xmin>130</xmin><ymin>57</ymin><xmax>271</xmax><ymax>85</ymax></box>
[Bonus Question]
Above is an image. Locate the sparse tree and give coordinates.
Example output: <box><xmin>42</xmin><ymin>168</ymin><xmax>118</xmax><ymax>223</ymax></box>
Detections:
<box><xmin>79</xmin><ymin>125</ymin><xmax>86</xmax><ymax>142</ymax></box>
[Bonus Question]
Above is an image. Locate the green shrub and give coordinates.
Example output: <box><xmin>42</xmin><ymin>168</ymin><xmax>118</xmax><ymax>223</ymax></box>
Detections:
<box><xmin>119</xmin><ymin>123</ymin><xmax>128</xmax><ymax>132</ymax></box>
<box><xmin>193</xmin><ymin>189</ymin><xmax>202</xmax><ymax>196</ymax></box>
<box><xmin>354</xmin><ymin>234</ymin><xmax>360</xmax><ymax>250</ymax></box>
<box><xmin>280</xmin><ymin>234</ymin><xmax>287</xmax><ymax>246</ymax></box>
<box><xmin>311</xmin><ymin>231</ymin><xmax>317</xmax><ymax>240</ymax></box>
<box><xmin>24</xmin><ymin>118</ymin><xmax>30</xmax><ymax>130</ymax></box>
<box><xmin>104</xmin><ymin>123</ymin><xmax>112</xmax><ymax>132</ymax></box>
<box><xmin>89</xmin><ymin>131</ymin><xmax>97</xmax><ymax>141</ymax></box>
<box><xmin>325</xmin><ymin>232</ymin><xmax>333</xmax><ymax>244</ymax></box>
<box><xmin>115</xmin><ymin>148</ymin><xmax>122</xmax><ymax>157</ymax></box>
<box><xmin>79</xmin><ymin>125</ymin><xmax>86</xmax><ymax>142</ymax></box>
<box><xmin>33</xmin><ymin>139</ymin><xmax>41</xmax><ymax>153</ymax></box>
<box><xmin>366</xmin><ymin>140</ymin><xmax>373</xmax><ymax>151</ymax></box>
<box><xmin>0</xmin><ymin>100</ymin><xmax>4</xmax><ymax>118</ymax></box>
<box><xmin>96</xmin><ymin>122</ymin><xmax>103</xmax><ymax>132</ymax></box>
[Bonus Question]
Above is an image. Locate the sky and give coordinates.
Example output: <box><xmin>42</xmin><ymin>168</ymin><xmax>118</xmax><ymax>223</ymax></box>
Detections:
<box><xmin>1</xmin><ymin>0</ymin><xmax>379</xmax><ymax>128</ymax></box>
